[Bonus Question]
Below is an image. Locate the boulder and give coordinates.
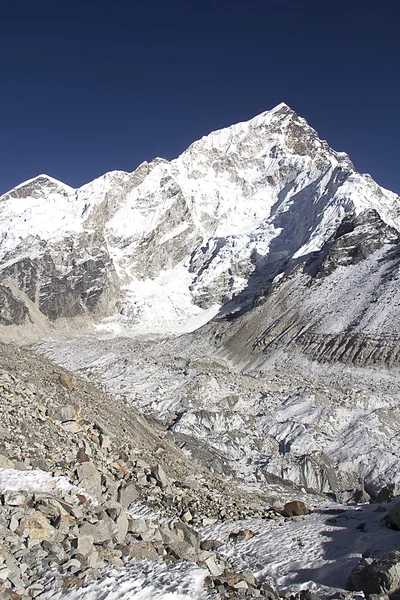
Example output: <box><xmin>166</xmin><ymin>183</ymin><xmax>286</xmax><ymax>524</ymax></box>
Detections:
<box><xmin>386</xmin><ymin>501</ymin><xmax>400</xmax><ymax>530</ymax></box>
<box><xmin>171</xmin><ymin>520</ymin><xmax>200</xmax><ymax>550</ymax></box>
<box><xmin>117</xmin><ymin>482</ymin><xmax>140</xmax><ymax>509</ymax></box>
<box><xmin>122</xmin><ymin>541</ymin><xmax>159</xmax><ymax>562</ymax></box>
<box><xmin>71</xmin><ymin>535</ymin><xmax>94</xmax><ymax>557</ymax></box>
<box><xmin>77</xmin><ymin>462</ymin><xmax>102</xmax><ymax>498</ymax></box>
<box><xmin>128</xmin><ymin>518</ymin><xmax>149</xmax><ymax>535</ymax></box>
<box><xmin>283</xmin><ymin>500</ymin><xmax>309</xmax><ymax>517</ymax></box>
<box><xmin>3</xmin><ymin>492</ymin><xmax>27</xmax><ymax>507</ymax></box>
<box><xmin>167</xmin><ymin>540</ymin><xmax>197</xmax><ymax>562</ymax></box>
<box><xmin>79</xmin><ymin>516</ymin><xmax>116</xmax><ymax>544</ymax></box>
<box><xmin>23</xmin><ymin>511</ymin><xmax>56</xmax><ymax>541</ymax></box>
<box><xmin>151</xmin><ymin>464</ymin><xmax>170</xmax><ymax>488</ymax></box>
<box><xmin>349</xmin><ymin>552</ymin><xmax>400</xmax><ymax>596</ymax></box>
<box><xmin>59</xmin><ymin>374</ymin><xmax>73</xmax><ymax>390</ymax></box>
<box><xmin>114</xmin><ymin>513</ymin><xmax>129</xmax><ymax>544</ymax></box>
<box><xmin>375</xmin><ymin>484</ymin><xmax>400</xmax><ymax>504</ymax></box>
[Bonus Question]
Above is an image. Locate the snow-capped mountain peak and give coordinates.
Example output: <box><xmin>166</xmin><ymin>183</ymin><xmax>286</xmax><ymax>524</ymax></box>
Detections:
<box><xmin>0</xmin><ymin>103</ymin><xmax>399</xmax><ymax>336</ymax></box>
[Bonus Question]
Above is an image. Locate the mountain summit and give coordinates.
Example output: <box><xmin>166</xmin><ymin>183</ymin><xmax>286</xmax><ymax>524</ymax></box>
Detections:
<box><xmin>0</xmin><ymin>103</ymin><xmax>399</xmax><ymax>337</ymax></box>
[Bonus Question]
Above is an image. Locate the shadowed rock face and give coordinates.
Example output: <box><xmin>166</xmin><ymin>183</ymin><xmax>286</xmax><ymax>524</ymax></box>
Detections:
<box><xmin>214</xmin><ymin>209</ymin><xmax>400</xmax><ymax>368</ymax></box>
<box><xmin>0</xmin><ymin>235</ymin><xmax>118</xmax><ymax>325</ymax></box>
<box><xmin>0</xmin><ymin>285</ymin><xmax>30</xmax><ymax>325</ymax></box>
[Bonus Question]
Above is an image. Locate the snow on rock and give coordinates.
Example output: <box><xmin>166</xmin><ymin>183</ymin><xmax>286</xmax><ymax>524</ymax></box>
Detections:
<box><xmin>0</xmin><ymin>468</ymin><xmax>95</xmax><ymax>503</ymax></box>
<box><xmin>202</xmin><ymin>499</ymin><xmax>400</xmax><ymax>597</ymax></box>
<box><xmin>40</xmin><ymin>560</ymin><xmax>206</xmax><ymax>600</ymax></box>
<box><xmin>1</xmin><ymin>103</ymin><xmax>399</xmax><ymax>335</ymax></box>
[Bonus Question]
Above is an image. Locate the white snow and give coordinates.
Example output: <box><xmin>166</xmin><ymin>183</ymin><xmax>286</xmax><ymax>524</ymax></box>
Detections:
<box><xmin>0</xmin><ymin>468</ymin><xmax>95</xmax><ymax>503</ymax></box>
<box><xmin>40</xmin><ymin>560</ymin><xmax>206</xmax><ymax>600</ymax></box>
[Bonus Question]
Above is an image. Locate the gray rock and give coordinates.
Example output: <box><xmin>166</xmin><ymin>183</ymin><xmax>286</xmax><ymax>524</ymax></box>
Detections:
<box><xmin>122</xmin><ymin>541</ymin><xmax>159</xmax><ymax>562</ymax></box>
<box><xmin>204</xmin><ymin>555</ymin><xmax>225</xmax><ymax>576</ymax></box>
<box><xmin>201</xmin><ymin>539</ymin><xmax>224</xmax><ymax>552</ymax></box>
<box><xmin>117</xmin><ymin>482</ymin><xmax>140</xmax><ymax>509</ymax></box>
<box><xmin>172</xmin><ymin>520</ymin><xmax>200</xmax><ymax>550</ymax></box>
<box><xmin>114</xmin><ymin>513</ymin><xmax>129</xmax><ymax>544</ymax></box>
<box><xmin>3</xmin><ymin>491</ymin><xmax>27</xmax><ymax>506</ymax></box>
<box><xmin>77</xmin><ymin>462</ymin><xmax>102</xmax><ymax>498</ymax></box>
<box><xmin>375</xmin><ymin>484</ymin><xmax>400</xmax><ymax>504</ymax></box>
<box><xmin>349</xmin><ymin>552</ymin><xmax>400</xmax><ymax>596</ymax></box>
<box><xmin>23</xmin><ymin>511</ymin><xmax>56</xmax><ymax>541</ymax></box>
<box><xmin>128</xmin><ymin>518</ymin><xmax>149</xmax><ymax>535</ymax></box>
<box><xmin>72</xmin><ymin>535</ymin><xmax>94</xmax><ymax>557</ymax></box>
<box><xmin>386</xmin><ymin>501</ymin><xmax>400</xmax><ymax>530</ymax></box>
<box><xmin>151</xmin><ymin>464</ymin><xmax>170</xmax><ymax>488</ymax></box>
<box><xmin>79</xmin><ymin>516</ymin><xmax>116</xmax><ymax>544</ymax></box>
<box><xmin>167</xmin><ymin>540</ymin><xmax>197</xmax><ymax>562</ymax></box>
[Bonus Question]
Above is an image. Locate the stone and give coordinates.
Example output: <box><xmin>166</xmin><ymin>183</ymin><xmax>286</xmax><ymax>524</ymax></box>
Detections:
<box><xmin>159</xmin><ymin>524</ymin><xmax>180</xmax><ymax>546</ymax></box>
<box><xmin>3</xmin><ymin>492</ymin><xmax>27</xmax><ymax>506</ymax></box>
<box><xmin>202</xmin><ymin>517</ymin><xmax>218</xmax><ymax>526</ymax></box>
<box><xmin>27</xmin><ymin>583</ymin><xmax>45</xmax><ymax>597</ymax></box>
<box><xmin>151</xmin><ymin>464</ymin><xmax>170</xmax><ymax>488</ymax></box>
<box><xmin>298</xmin><ymin>590</ymin><xmax>321</xmax><ymax>600</ymax></box>
<box><xmin>122</xmin><ymin>541</ymin><xmax>159</xmax><ymax>562</ymax></box>
<box><xmin>59</xmin><ymin>374</ymin><xmax>73</xmax><ymax>390</ymax></box>
<box><xmin>0</xmin><ymin>565</ymin><xmax>11</xmax><ymax>581</ymax></box>
<box><xmin>0</xmin><ymin>454</ymin><xmax>15</xmax><ymax>469</ymax></box>
<box><xmin>79</xmin><ymin>516</ymin><xmax>116</xmax><ymax>544</ymax></box>
<box><xmin>72</xmin><ymin>535</ymin><xmax>94</xmax><ymax>557</ymax></box>
<box><xmin>352</xmin><ymin>488</ymin><xmax>371</xmax><ymax>504</ymax></box>
<box><xmin>114</xmin><ymin>513</ymin><xmax>129</xmax><ymax>544</ymax></box>
<box><xmin>117</xmin><ymin>482</ymin><xmax>140</xmax><ymax>509</ymax></box>
<box><xmin>386</xmin><ymin>501</ymin><xmax>400</xmax><ymax>530</ymax></box>
<box><xmin>283</xmin><ymin>500</ymin><xmax>309</xmax><ymax>517</ymax></box>
<box><xmin>23</xmin><ymin>511</ymin><xmax>55</xmax><ymax>541</ymax></box>
<box><xmin>260</xmin><ymin>582</ymin><xmax>279</xmax><ymax>600</ymax></box>
<box><xmin>167</xmin><ymin>540</ymin><xmax>197</xmax><ymax>561</ymax></box>
<box><xmin>201</xmin><ymin>539</ymin><xmax>224</xmax><ymax>551</ymax></box>
<box><xmin>172</xmin><ymin>520</ymin><xmax>200</xmax><ymax>550</ymax></box>
<box><xmin>205</xmin><ymin>555</ymin><xmax>224</xmax><ymax>576</ymax></box>
<box><xmin>77</xmin><ymin>462</ymin><xmax>102</xmax><ymax>498</ymax></box>
<box><xmin>229</xmin><ymin>529</ymin><xmax>255</xmax><ymax>542</ymax></box>
<box><xmin>349</xmin><ymin>552</ymin><xmax>400</xmax><ymax>596</ymax></box>
<box><xmin>238</xmin><ymin>570</ymin><xmax>258</xmax><ymax>587</ymax></box>
<box><xmin>233</xmin><ymin>580</ymin><xmax>248</xmax><ymax>589</ymax></box>
<box><xmin>76</xmin><ymin>448</ymin><xmax>90</xmax><ymax>463</ymax></box>
<box><xmin>61</xmin><ymin>421</ymin><xmax>82</xmax><ymax>433</ymax></box>
<box><xmin>128</xmin><ymin>518</ymin><xmax>149</xmax><ymax>535</ymax></box>
<box><xmin>375</xmin><ymin>484</ymin><xmax>400</xmax><ymax>504</ymax></box>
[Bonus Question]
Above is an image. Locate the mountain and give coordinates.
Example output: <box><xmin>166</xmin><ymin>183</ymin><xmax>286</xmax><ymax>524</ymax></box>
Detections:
<box><xmin>3</xmin><ymin>103</ymin><xmax>400</xmax><ymax>598</ymax></box>
<box><xmin>1</xmin><ymin>102</ymin><xmax>400</xmax><ymax>503</ymax></box>
<box><xmin>1</xmin><ymin>102</ymin><xmax>399</xmax><ymax>338</ymax></box>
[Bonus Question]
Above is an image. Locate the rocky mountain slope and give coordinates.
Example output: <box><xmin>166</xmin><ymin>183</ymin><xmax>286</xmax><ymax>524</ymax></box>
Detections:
<box><xmin>0</xmin><ymin>342</ymin><xmax>299</xmax><ymax>598</ymax></box>
<box><xmin>1</xmin><ymin>342</ymin><xmax>400</xmax><ymax>600</ymax></box>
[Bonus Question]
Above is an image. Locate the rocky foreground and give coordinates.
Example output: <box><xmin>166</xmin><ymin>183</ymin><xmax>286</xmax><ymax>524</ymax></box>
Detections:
<box><xmin>1</xmin><ymin>341</ymin><xmax>400</xmax><ymax>599</ymax></box>
<box><xmin>0</xmin><ymin>342</ymin><xmax>305</xmax><ymax>598</ymax></box>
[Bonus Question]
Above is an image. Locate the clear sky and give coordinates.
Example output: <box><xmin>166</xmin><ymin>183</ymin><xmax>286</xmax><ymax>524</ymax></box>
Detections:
<box><xmin>1</xmin><ymin>0</ymin><xmax>399</xmax><ymax>196</ymax></box>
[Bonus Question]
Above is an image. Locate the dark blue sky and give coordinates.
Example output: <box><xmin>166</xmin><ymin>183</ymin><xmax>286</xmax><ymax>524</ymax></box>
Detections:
<box><xmin>1</xmin><ymin>0</ymin><xmax>399</xmax><ymax>196</ymax></box>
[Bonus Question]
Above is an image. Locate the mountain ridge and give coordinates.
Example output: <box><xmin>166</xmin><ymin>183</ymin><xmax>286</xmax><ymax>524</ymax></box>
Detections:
<box><xmin>1</xmin><ymin>102</ymin><xmax>399</xmax><ymax>338</ymax></box>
